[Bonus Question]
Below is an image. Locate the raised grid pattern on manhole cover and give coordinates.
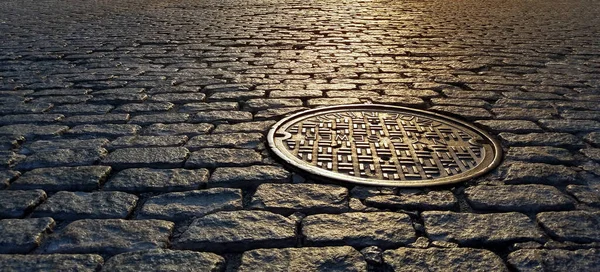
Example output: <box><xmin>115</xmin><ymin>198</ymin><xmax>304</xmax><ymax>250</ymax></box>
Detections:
<box><xmin>268</xmin><ymin>104</ymin><xmax>502</xmax><ymax>187</ymax></box>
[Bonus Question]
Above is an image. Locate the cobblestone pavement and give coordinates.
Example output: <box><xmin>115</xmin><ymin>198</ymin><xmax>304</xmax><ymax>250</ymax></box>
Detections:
<box><xmin>1</xmin><ymin>0</ymin><xmax>600</xmax><ymax>271</ymax></box>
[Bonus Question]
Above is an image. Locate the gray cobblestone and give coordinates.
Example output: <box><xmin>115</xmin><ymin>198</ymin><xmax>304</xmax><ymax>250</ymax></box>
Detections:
<box><xmin>239</xmin><ymin>246</ymin><xmax>366</xmax><ymax>272</ymax></box>
<box><xmin>68</xmin><ymin>124</ymin><xmax>141</xmax><ymax>138</ymax></box>
<box><xmin>0</xmin><ymin>124</ymin><xmax>68</xmax><ymax>139</ymax></box>
<box><xmin>303</xmin><ymin>212</ymin><xmax>416</xmax><ymax>248</ymax></box>
<box><xmin>16</xmin><ymin>148</ymin><xmax>107</xmax><ymax>171</ymax></box>
<box><xmin>509</xmin><ymin>248</ymin><xmax>600</xmax><ymax>272</ymax></box>
<box><xmin>250</xmin><ymin>183</ymin><xmax>348</xmax><ymax>215</ymax></box>
<box><xmin>208</xmin><ymin>165</ymin><xmax>291</xmax><ymax>188</ymax></box>
<box><xmin>143</xmin><ymin>123</ymin><xmax>213</xmax><ymax>136</ymax></box>
<box><xmin>185</xmin><ymin>133</ymin><xmax>262</xmax><ymax>150</ymax></box>
<box><xmin>213</xmin><ymin>120</ymin><xmax>276</xmax><ymax>134</ymax></box>
<box><xmin>107</xmin><ymin>135</ymin><xmax>188</xmax><ymax>150</ymax></box>
<box><xmin>0</xmin><ymin>170</ymin><xmax>19</xmax><ymax>189</ymax></box>
<box><xmin>0</xmin><ymin>254</ymin><xmax>103</xmax><ymax>271</ymax></box>
<box><xmin>40</xmin><ymin>219</ymin><xmax>174</xmax><ymax>255</ymax></box>
<box><xmin>0</xmin><ymin>217</ymin><xmax>54</xmax><ymax>253</ymax></box>
<box><xmin>104</xmin><ymin>168</ymin><xmax>208</xmax><ymax>193</ymax></box>
<box><xmin>11</xmin><ymin>166</ymin><xmax>111</xmax><ymax>191</ymax></box>
<box><xmin>185</xmin><ymin>148</ymin><xmax>261</xmax><ymax>168</ymax></box>
<box><xmin>364</xmin><ymin>191</ymin><xmax>457</xmax><ymax>210</ymax></box>
<box><xmin>475</xmin><ymin>120</ymin><xmax>542</xmax><ymax>133</ymax></box>
<box><xmin>138</xmin><ymin>188</ymin><xmax>242</xmax><ymax>221</ymax></box>
<box><xmin>103</xmin><ymin>249</ymin><xmax>224</xmax><ymax>272</ymax></box>
<box><xmin>566</xmin><ymin>185</ymin><xmax>600</xmax><ymax>207</ymax></box>
<box><xmin>0</xmin><ymin>190</ymin><xmax>46</xmax><ymax>218</ymax></box>
<box><xmin>423</xmin><ymin>211</ymin><xmax>544</xmax><ymax>246</ymax></box>
<box><xmin>499</xmin><ymin>132</ymin><xmax>584</xmax><ymax>148</ymax></box>
<box><xmin>537</xmin><ymin>211</ymin><xmax>600</xmax><ymax>243</ymax></box>
<box><xmin>504</xmin><ymin>162</ymin><xmax>578</xmax><ymax>185</ymax></box>
<box><xmin>465</xmin><ymin>185</ymin><xmax>575</xmax><ymax>212</ymax></box>
<box><xmin>174</xmin><ymin>210</ymin><xmax>296</xmax><ymax>252</ymax></box>
<box><xmin>384</xmin><ymin>247</ymin><xmax>508</xmax><ymax>272</ymax></box>
<box><xmin>506</xmin><ymin>146</ymin><xmax>575</xmax><ymax>164</ymax></box>
<box><xmin>103</xmin><ymin>147</ymin><xmax>189</xmax><ymax>169</ymax></box>
<box><xmin>32</xmin><ymin>191</ymin><xmax>138</xmax><ymax>220</ymax></box>
<box><xmin>25</xmin><ymin>138</ymin><xmax>109</xmax><ymax>153</ymax></box>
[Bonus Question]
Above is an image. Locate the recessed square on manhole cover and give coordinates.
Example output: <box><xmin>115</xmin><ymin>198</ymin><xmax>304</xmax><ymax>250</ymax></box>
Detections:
<box><xmin>267</xmin><ymin>104</ymin><xmax>502</xmax><ymax>187</ymax></box>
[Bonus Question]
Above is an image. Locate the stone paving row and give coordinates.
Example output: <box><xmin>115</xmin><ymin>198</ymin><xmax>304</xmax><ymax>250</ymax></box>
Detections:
<box><xmin>1</xmin><ymin>0</ymin><xmax>600</xmax><ymax>271</ymax></box>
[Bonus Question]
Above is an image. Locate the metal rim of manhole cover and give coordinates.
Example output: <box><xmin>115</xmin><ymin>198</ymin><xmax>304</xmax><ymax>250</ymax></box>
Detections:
<box><xmin>267</xmin><ymin>104</ymin><xmax>503</xmax><ymax>187</ymax></box>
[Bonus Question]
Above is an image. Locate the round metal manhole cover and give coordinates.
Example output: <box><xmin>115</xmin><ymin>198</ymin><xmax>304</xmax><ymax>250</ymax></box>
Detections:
<box><xmin>268</xmin><ymin>104</ymin><xmax>502</xmax><ymax>187</ymax></box>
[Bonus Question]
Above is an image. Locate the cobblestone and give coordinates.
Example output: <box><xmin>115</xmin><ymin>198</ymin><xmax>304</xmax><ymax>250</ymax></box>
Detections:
<box><xmin>0</xmin><ymin>217</ymin><xmax>54</xmax><ymax>253</ymax></box>
<box><xmin>174</xmin><ymin>210</ymin><xmax>296</xmax><ymax>252</ymax></box>
<box><xmin>208</xmin><ymin>165</ymin><xmax>291</xmax><ymax>188</ymax></box>
<box><xmin>39</xmin><ymin>219</ymin><xmax>174</xmax><ymax>255</ymax></box>
<box><xmin>302</xmin><ymin>212</ymin><xmax>416</xmax><ymax>248</ymax></box>
<box><xmin>104</xmin><ymin>168</ymin><xmax>209</xmax><ymax>193</ymax></box>
<box><xmin>250</xmin><ymin>183</ymin><xmax>348</xmax><ymax>215</ymax></box>
<box><xmin>103</xmin><ymin>249</ymin><xmax>224</xmax><ymax>272</ymax></box>
<box><xmin>15</xmin><ymin>148</ymin><xmax>107</xmax><ymax>171</ymax></box>
<box><xmin>238</xmin><ymin>246</ymin><xmax>366</xmax><ymax>272</ymax></box>
<box><xmin>503</xmin><ymin>162</ymin><xmax>578</xmax><ymax>185</ymax></box>
<box><xmin>11</xmin><ymin>166</ymin><xmax>111</xmax><ymax>191</ymax></box>
<box><xmin>0</xmin><ymin>190</ymin><xmax>47</xmax><ymax>218</ymax></box>
<box><xmin>103</xmin><ymin>147</ymin><xmax>189</xmax><ymax>169</ymax></box>
<box><xmin>465</xmin><ymin>185</ymin><xmax>575</xmax><ymax>212</ymax></box>
<box><xmin>364</xmin><ymin>191</ymin><xmax>457</xmax><ymax>211</ymax></box>
<box><xmin>2</xmin><ymin>0</ymin><xmax>600</xmax><ymax>268</ymax></box>
<box><xmin>475</xmin><ymin>120</ymin><xmax>542</xmax><ymax>134</ymax></box>
<box><xmin>537</xmin><ymin>211</ymin><xmax>600</xmax><ymax>243</ymax></box>
<box><xmin>107</xmin><ymin>135</ymin><xmax>188</xmax><ymax>150</ymax></box>
<box><xmin>138</xmin><ymin>188</ymin><xmax>242</xmax><ymax>221</ymax></box>
<box><xmin>212</xmin><ymin>120</ymin><xmax>276</xmax><ymax>134</ymax></box>
<box><xmin>0</xmin><ymin>170</ymin><xmax>19</xmax><ymax>189</ymax></box>
<box><xmin>499</xmin><ymin>133</ymin><xmax>584</xmax><ymax>148</ymax></box>
<box><xmin>0</xmin><ymin>124</ymin><xmax>68</xmax><ymax>139</ymax></box>
<box><xmin>506</xmin><ymin>147</ymin><xmax>576</xmax><ymax>164</ymax></box>
<box><xmin>32</xmin><ymin>191</ymin><xmax>138</xmax><ymax>220</ymax></box>
<box><xmin>185</xmin><ymin>148</ymin><xmax>261</xmax><ymax>168</ymax></box>
<box><xmin>567</xmin><ymin>185</ymin><xmax>600</xmax><ymax>207</ymax></box>
<box><xmin>186</xmin><ymin>133</ymin><xmax>262</xmax><ymax>150</ymax></box>
<box><xmin>423</xmin><ymin>211</ymin><xmax>544</xmax><ymax>246</ymax></box>
<box><xmin>508</xmin><ymin>248</ymin><xmax>600</xmax><ymax>272</ymax></box>
<box><xmin>384</xmin><ymin>247</ymin><xmax>508</xmax><ymax>271</ymax></box>
<box><xmin>0</xmin><ymin>254</ymin><xmax>103</xmax><ymax>271</ymax></box>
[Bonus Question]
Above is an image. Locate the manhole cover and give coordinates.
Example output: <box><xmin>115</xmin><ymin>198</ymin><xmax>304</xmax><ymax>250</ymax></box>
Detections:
<box><xmin>268</xmin><ymin>104</ymin><xmax>502</xmax><ymax>187</ymax></box>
